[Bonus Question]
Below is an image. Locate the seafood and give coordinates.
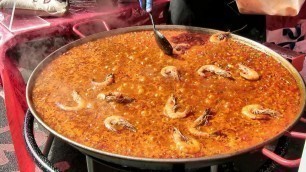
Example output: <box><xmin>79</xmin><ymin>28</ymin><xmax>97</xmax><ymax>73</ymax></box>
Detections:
<box><xmin>209</xmin><ymin>32</ymin><xmax>230</xmax><ymax>43</ymax></box>
<box><xmin>188</xmin><ymin>109</ymin><xmax>213</xmax><ymax>137</ymax></box>
<box><xmin>92</xmin><ymin>73</ymin><xmax>114</xmax><ymax>87</ymax></box>
<box><xmin>238</xmin><ymin>64</ymin><xmax>260</xmax><ymax>81</ymax></box>
<box><xmin>97</xmin><ymin>92</ymin><xmax>135</xmax><ymax>104</ymax></box>
<box><xmin>104</xmin><ymin>116</ymin><xmax>136</xmax><ymax>132</ymax></box>
<box><xmin>160</xmin><ymin>66</ymin><xmax>180</xmax><ymax>80</ymax></box>
<box><xmin>197</xmin><ymin>65</ymin><xmax>232</xmax><ymax>78</ymax></box>
<box><xmin>31</xmin><ymin>29</ymin><xmax>303</xmax><ymax>159</ymax></box>
<box><xmin>173</xmin><ymin>127</ymin><xmax>201</xmax><ymax>154</ymax></box>
<box><xmin>242</xmin><ymin>104</ymin><xmax>281</xmax><ymax>120</ymax></box>
<box><xmin>173</xmin><ymin>43</ymin><xmax>191</xmax><ymax>55</ymax></box>
<box><xmin>56</xmin><ymin>91</ymin><xmax>89</xmax><ymax>111</ymax></box>
<box><xmin>164</xmin><ymin>95</ymin><xmax>190</xmax><ymax>119</ymax></box>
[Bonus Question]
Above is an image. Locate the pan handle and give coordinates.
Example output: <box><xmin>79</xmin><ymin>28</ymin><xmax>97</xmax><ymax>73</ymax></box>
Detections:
<box><xmin>24</xmin><ymin>110</ymin><xmax>60</xmax><ymax>172</ymax></box>
<box><xmin>261</xmin><ymin>148</ymin><xmax>301</xmax><ymax>168</ymax></box>
<box><xmin>72</xmin><ymin>19</ymin><xmax>111</xmax><ymax>38</ymax></box>
<box><xmin>261</xmin><ymin>130</ymin><xmax>306</xmax><ymax>168</ymax></box>
<box><xmin>285</xmin><ymin>131</ymin><xmax>306</xmax><ymax>139</ymax></box>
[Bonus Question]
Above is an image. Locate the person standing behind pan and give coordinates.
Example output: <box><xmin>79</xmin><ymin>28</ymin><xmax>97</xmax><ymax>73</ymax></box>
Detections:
<box><xmin>139</xmin><ymin>0</ymin><xmax>224</xmax><ymax>27</ymax></box>
<box><xmin>139</xmin><ymin>0</ymin><xmax>265</xmax><ymax>41</ymax></box>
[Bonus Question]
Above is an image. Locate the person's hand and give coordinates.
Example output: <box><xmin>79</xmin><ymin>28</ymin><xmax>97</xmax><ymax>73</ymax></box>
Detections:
<box><xmin>139</xmin><ymin>0</ymin><xmax>152</xmax><ymax>12</ymax></box>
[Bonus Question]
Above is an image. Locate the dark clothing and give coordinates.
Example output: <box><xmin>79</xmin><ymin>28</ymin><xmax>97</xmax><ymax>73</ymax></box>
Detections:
<box><xmin>168</xmin><ymin>0</ymin><xmax>265</xmax><ymax>41</ymax></box>
<box><xmin>169</xmin><ymin>0</ymin><xmax>224</xmax><ymax>28</ymax></box>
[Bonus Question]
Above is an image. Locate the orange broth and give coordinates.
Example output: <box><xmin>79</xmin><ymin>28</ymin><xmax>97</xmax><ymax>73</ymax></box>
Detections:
<box><xmin>32</xmin><ymin>30</ymin><xmax>301</xmax><ymax>158</ymax></box>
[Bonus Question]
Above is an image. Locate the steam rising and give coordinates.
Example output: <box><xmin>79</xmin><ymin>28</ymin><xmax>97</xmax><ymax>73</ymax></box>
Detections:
<box><xmin>6</xmin><ymin>0</ymin><xmax>164</xmax><ymax>83</ymax></box>
<box><xmin>7</xmin><ymin>36</ymin><xmax>72</xmax><ymax>82</ymax></box>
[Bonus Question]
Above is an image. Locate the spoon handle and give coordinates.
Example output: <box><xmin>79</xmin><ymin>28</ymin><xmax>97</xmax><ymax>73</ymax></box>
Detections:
<box><xmin>148</xmin><ymin>12</ymin><xmax>156</xmax><ymax>31</ymax></box>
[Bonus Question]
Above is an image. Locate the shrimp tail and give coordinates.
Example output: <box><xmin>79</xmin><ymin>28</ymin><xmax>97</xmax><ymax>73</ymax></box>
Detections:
<box><xmin>104</xmin><ymin>116</ymin><xmax>136</xmax><ymax>132</ymax></box>
<box><xmin>56</xmin><ymin>91</ymin><xmax>86</xmax><ymax>111</ymax></box>
<box><xmin>92</xmin><ymin>73</ymin><xmax>115</xmax><ymax>86</ymax></box>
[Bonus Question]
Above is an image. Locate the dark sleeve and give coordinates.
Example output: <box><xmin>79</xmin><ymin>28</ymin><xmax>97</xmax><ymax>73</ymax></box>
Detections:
<box><xmin>169</xmin><ymin>0</ymin><xmax>224</xmax><ymax>27</ymax></box>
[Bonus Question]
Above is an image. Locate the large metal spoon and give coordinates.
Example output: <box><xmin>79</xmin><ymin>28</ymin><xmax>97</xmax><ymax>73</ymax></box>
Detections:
<box><xmin>148</xmin><ymin>12</ymin><xmax>173</xmax><ymax>55</ymax></box>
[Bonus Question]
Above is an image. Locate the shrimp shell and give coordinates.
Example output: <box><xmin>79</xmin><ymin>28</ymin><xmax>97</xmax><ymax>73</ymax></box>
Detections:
<box><xmin>173</xmin><ymin>127</ymin><xmax>201</xmax><ymax>154</ymax></box>
<box><xmin>188</xmin><ymin>109</ymin><xmax>213</xmax><ymax>137</ymax></box>
<box><xmin>104</xmin><ymin>115</ymin><xmax>136</xmax><ymax>132</ymax></box>
<box><xmin>92</xmin><ymin>73</ymin><xmax>114</xmax><ymax>87</ymax></box>
<box><xmin>209</xmin><ymin>32</ymin><xmax>230</xmax><ymax>43</ymax></box>
<box><xmin>97</xmin><ymin>92</ymin><xmax>134</xmax><ymax>104</ymax></box>
<box><xmin>56</xmin><ymin>91</ymin><xmax>88</xmax><ymax>111</ymax></box>
<box><xmin>161</xmin><ymin>66</ymin><xmax>180</xmax><ymax>80</ymax></box>
<box><xmin>241</xmin><ymin>104</ymin><xmax>281</xmax><ymax>120</ymax></box>
<box><xmin>238</xmin><ymin>64</ymin><xmax>260</xmax><ymax>81</ymax></box>
<box><xmin>173</xmin><ymin>43</ymin><xmax>191</xmax><ymax>55</ymax></box>
<box><xmin>163</xmin><ymin>95</ymin><xmax>190</xmax><ymax>119</ymax></box>
<box><xmin>197</xmin><ymin>65</ymin><xmax>232</xmax><ymax>78</ymax></box>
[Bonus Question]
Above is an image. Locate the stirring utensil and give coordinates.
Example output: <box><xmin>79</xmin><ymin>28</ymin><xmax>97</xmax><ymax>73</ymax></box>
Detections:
<box><xmin>148</xmin><ymin>12</ymin><xmax>173</xmax><ymax>55</ymax></box>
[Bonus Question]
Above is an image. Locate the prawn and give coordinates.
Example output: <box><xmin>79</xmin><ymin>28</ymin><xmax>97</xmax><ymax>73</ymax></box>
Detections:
<box><xmin>56</xmin><ymin>91</ymin><xmax>90</xmax><ymax>111</ymax></box>
<box><xmin>238</xmin><ymin>64</ymin><xmax>260</xmax><ymax>81</ymax></box>
<box><xmin>97</xmin><ymin>92</ymin><xmax>134</xmax><ymax>104</ymax></box>
<box><xmin>173</xmin><ymin>127</ymin><xmax>201</xmax><ymax>154</ymax></box>
<box><xmin>197</xmin><ymin>65</ymin><xmax>232</xmax><ymax>78</ymax></box>
<box><xmin>164</xmin><ymin>95</ymin><xmax>190</xmax><ymax>119</ymax></box>
<box><xmin>188</xmin><ymin>109</ymin><xmax>213</xmax><ymax>137</ymax></box>
<box><xmin>209</xmin><ymin>32</ymin><xmax>230</xmax><ymax>43</ymax></box>
<box><xmin>173</xmin><ymin>43</ymin><xmax>191</xmax><ymax>55</ymax></box>
<box><xmin>209</xmin><ymin>25</ymin><xmax>247</xmax><ymax>43</ymax></box>
<box><xmin>241</xmin><ymin>104</ymin><xmax>281</xmax><ymax>120</ymax></box>
<box><xmin>92</xmin><ymin>73</ymin><xmax>114</xmax><ymax>87</ymax></box>
<box><xmin>161</xmin><ymin>66</ymin><xmax>180</xmax><ymax>80</ymax></box>
<box><xmin>104</xmin><ymin>115</ymin><xmax>136</xmax><ymax>132</ymax></box>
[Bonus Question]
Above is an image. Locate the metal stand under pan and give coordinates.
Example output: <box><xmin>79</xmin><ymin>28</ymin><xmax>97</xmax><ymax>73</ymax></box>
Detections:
<box><xmin>24</xmin><ymin>110</ymin><xmax>298</xmax><ymax>172</ymax></box>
